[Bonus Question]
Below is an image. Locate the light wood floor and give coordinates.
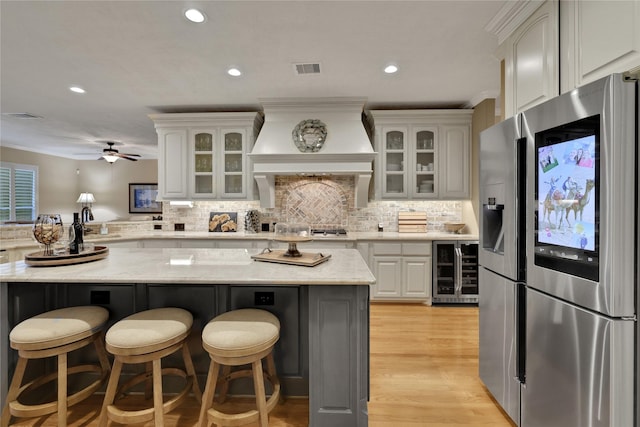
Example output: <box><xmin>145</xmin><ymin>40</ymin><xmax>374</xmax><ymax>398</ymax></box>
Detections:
<box><xmin>6</xmin><ymin>303</ymin><xmax>515</xmax><ymax>426</ymax></box>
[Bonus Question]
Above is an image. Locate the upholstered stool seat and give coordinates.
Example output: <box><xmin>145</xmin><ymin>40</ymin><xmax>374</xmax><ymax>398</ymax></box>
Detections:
<box><xmin>1</xmin><ymin>305</ymin><xmax>111</xmax><ymax>427</ymax></box>
<box><xmin>198</xmin><ymin>308</ymin><xmax>281</xmax><ymax>427</ymax></box>
<box><xmin>98</xmin><ymin>307</ymin><xmax>201</xmax><ymax>427</ymax></box>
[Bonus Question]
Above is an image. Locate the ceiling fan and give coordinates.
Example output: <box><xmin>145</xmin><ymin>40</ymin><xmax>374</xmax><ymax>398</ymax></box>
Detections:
<box><xmin>100</xmin><ymin>142</ymin><xmax>141</xmax><ymax>163</ymax></box>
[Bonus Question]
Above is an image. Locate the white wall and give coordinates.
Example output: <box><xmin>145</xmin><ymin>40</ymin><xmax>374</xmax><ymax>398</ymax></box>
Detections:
<box><xmin>1</xmin><ymin>147</ymin><xmax>157</xmax><ymax>224</ymax></box>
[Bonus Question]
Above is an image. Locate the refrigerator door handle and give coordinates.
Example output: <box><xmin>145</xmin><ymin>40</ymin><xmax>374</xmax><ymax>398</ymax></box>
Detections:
<box><xmin>515</xmin><ymin>282</ymin><xmax>526</xmax><ymax>383</ymax></box>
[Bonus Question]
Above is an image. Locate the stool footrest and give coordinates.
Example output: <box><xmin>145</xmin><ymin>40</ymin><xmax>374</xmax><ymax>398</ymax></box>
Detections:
<box><xmin>107</xmin><ymin>367</ymin><xmax>193</xmax><ymax>425</ymax></box>
<box><xmin>208</xmin><ymin>375</ymin><xmax>281</xmax><ymax>426</ymax></box>
<box><xmin>208</xmin><ymin>388</ymin><xmax>280</xmax><ymax>426</ymax></box>
<box><xmin>8</xmin><ymin>364</ymin><xmax>108</xmax><ymax>418</ymax></box>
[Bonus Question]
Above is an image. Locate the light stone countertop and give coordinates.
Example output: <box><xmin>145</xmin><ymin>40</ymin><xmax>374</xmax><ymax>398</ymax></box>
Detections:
<box><xmin>1</xmin><ymin>230</ymin><xmax>478</xmax><ymax>251</ymax></box>
<box><xmin>0</xmin><ymin>247</ymin><xmax>376</xmax><ymax>285</ymax></box>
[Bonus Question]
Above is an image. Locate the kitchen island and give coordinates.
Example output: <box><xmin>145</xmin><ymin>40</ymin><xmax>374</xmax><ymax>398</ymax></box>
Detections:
<box><xmin>0</xmin><ymin>247</ymin><xmax>375</xmax><ymax>427</ymax></box>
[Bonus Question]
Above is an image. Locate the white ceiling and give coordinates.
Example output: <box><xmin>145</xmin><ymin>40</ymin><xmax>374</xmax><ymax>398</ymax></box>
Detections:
<box><xmin>0</xmin><ymin>0</ymin><xmax>505</xmax><ymax>161</ymax></box>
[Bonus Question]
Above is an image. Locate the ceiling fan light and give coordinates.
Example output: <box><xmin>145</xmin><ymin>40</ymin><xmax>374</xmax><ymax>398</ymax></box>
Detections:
<box><xmin>102</xmin><ymin>154</ymin><xmax>119</xmax><ymax>163</ymax></box>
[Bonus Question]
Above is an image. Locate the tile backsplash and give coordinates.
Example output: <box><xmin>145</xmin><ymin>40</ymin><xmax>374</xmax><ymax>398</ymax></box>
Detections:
<box><xmin>1</xmin><ymin>176</ymin><xmax>465</xmax><ymax>240</ymax></box>
<box><xmin>161</xmin><ymin>176</ymin><xmax>463</xmax><ymax>232</ymax></box>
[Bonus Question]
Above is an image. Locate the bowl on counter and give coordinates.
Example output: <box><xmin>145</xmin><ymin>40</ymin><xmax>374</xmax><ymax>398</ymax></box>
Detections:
<box><xmin>444</xmin><ymin>222</ymin><xmax>466</xmax><ymax>234</ymax></box>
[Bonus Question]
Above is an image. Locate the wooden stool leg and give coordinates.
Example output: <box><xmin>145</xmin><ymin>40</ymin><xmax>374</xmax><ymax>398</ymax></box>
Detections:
<box><xmin>217</xmin><ymin>365</ymin><xmax>232</xmax><ymax>404</ymax></box>
<box><xmin>198</xmin><ymin>359</ymin><xmax>219</xmax><ymax>427</ymax></box>
<box><xmin>144</xmin><ymin>361</ymin><xmax>154</xmax><ymax>400</ymax></box>
<box><xmin>252</xmin><ymin>359</ymin><xmax>268</xmax><ymax>427</ymax></box>
<box><xmin>94</xmin><ymin>334</ymin><xmax>111</xmax><ymax>376</ymax></box>
<box><xmin>152</xmin><ymin>358</ymin><xmax>164</xmax><ymax>427</ymax></box>
<box><xmin>1</xmin><ymin>356</ymin><xmax>28</xmax><ymax>427</ymax></box>
<box><xmin>181</xmin><ymin>343</ymin><xmax>202</xmax><ymax>403</ymax></box>
<box><xmin>57</xmin><ymin>352</ymin><xmax>68</xmax><ymax>427</ymax></box>
<box><xmin>99</xmin><ymin>358</ymin><xmax>123</xmax><ymax>427</ymax></box>
<box><xmin>266</xmin><ymin>351</ymin><xmax>284</xmax><ymax>404</ymax></box>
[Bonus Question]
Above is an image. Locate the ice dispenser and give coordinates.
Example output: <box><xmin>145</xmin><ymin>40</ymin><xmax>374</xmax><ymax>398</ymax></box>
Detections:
<box><xmin>482</xmin><ymin>184</ymin><xmax>505</xmax><ymax>255</ymax></box>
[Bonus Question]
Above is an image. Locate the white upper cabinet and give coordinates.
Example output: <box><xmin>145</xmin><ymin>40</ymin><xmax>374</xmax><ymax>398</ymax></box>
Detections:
<box><xmin>439</xmin><ymin>125</ymin><xmax>470</xmax><ymax>199</ymax></box>
<box><xmin>560</xmin><ymin>0</ymin><xmax>640</xmax><ymax>92</ymax></box>
<box><xmin>370</xmin><ymin>110</ymin><xmax>472</xmax><ymax>200</ymax></box>
<box><xmin>503</xmin><ymin>0</ymin><xmax>559</xmax><ymax>116</ymax></box>
<box><xmin>157</xmin><ymin>128</ymin><xmax>188</xmax><ymax>199</ymax></box>
<box><xmin>149</xmin><ymin>113</ymin><xmax>263</xmax><ymax>201</ymax></box>
<box><xmin>492</xmin><ymin>0</ymin><xmax>640</xmax><ymax>117</ymax></box>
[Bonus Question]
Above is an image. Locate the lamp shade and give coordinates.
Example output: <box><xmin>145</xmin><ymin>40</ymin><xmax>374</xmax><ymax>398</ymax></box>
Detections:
<box><xmin>76</xmin><ymin>193</ymin><xmax>96</xmax><ymax>203</ymax></box>
<box><xmin>102</xmin><ymin>154</ymin><xmax>119</xmax><ymax>163</ymax></box>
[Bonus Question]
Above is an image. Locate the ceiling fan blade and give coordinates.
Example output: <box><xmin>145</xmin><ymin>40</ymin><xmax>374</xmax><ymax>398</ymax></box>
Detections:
<box><xmin>119</xmin><ymin>153</ymin><xmax>141</xmax><ymax>157</ymax></box>
<box><xmin>116</xmin><ymin>154</ymin><xmax>139</xmax><ymax>161</ymax></box>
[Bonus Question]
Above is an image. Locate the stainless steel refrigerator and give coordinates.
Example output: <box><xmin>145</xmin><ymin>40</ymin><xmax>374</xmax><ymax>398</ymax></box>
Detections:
<box><xmin>479</xmin><ymin>114</ymin><xmax>526</xmax><ymax>425</ymax></box>
<box><xmin>479</xmin><ymin>73</ymin><xmax>639</xmax><ymax>427</ymax></box>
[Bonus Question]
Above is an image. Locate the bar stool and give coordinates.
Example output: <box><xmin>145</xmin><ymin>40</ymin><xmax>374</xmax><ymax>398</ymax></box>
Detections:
<box><xmin>98</xmin><ymin>307</ymin><xmax>201</xmax><ymax>427</ymax></box>
<box><xmin>1</xmin><ymin>305</ymin><xmax>111</xmax><ymax>427</ymax></box>
<box><xmin>198</xmin><ymin>308</ymin><xmax>281</xmax><ymax>427</ymax></box>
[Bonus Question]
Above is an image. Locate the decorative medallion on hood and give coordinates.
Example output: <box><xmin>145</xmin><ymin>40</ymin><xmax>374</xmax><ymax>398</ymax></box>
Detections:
<box><xmin>292</xmin><ymin>119</ymin><xmax>327</xmax><ymax>152</ymax></box>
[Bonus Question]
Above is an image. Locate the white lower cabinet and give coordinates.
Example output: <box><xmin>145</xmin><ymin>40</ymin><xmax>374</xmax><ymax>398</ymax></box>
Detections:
<box><xmin>368</xmin><ymin>242</ymin><xmax>432</xmax><ymax>302</ymax></box>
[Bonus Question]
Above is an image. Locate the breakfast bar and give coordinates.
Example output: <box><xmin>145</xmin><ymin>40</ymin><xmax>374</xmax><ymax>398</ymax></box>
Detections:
<box><xmin>0</xmin><ymin>247</ymin><xmax>375</xmax><ymax>427</ymax></box>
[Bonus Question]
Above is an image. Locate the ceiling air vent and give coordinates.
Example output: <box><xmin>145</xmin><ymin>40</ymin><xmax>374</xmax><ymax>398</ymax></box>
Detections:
<box><xmin>293</xmin><ymin>63</ymin><xmax>321</xmax><ymax>75</ymax></box>
<box><xmin>3</xmin><ymin>112</ymin><xmax>43</xmax><ymax>119</ymax></box>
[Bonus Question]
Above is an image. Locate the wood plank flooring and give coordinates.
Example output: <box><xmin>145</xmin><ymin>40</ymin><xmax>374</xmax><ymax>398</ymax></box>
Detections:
<box><xmin>6</xmin><ymin>303</ymin><xmax>515</xmax><ymax>426</ymax></box>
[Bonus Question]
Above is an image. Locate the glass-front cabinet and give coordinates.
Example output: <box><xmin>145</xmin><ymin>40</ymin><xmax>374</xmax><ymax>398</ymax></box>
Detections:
<box><xmin>370</xmin><ymin>110</ymin><xmax>472</xmax><ymax>200</ymax></box>
<box><xmin>378</xmin><ymin>125</ymin><xmax>438</xmax><ymax>199</ymax></box>
<box><xmin>193</xmin><ymin>131</ymin><xmax>215</xmax><ymax>197</ymax></box>
<box><xmin>222</xmin><ymin>129</ymin><xmax>247</xmax><ymax>198</ymax></box>
<box><xmin>412</xmin><ymin>127</ymin><xmax>437</xmax><ymax>198</ymax></box>
<box><xmin>381</xmin><ymin>128</ymin><xmax>408</xmax><ymax>196</ymax></box>
<box><xmin>150</xmin><ymin>112</ymin><xmax>263</xmax><ymax>201</ymax></box>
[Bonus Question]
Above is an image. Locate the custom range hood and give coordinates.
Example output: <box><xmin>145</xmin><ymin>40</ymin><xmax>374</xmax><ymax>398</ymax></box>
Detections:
<box><xmin>250</xmin><ymin>97</ymin><xmax>376</xmax><ymax>208</ymax></box>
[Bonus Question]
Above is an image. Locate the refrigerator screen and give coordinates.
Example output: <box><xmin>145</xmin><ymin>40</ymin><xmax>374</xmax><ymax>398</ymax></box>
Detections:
<box><xmin>534</xmin><ymin>115</ymin><xmax>600</xmax><ymax>281</ymax></box>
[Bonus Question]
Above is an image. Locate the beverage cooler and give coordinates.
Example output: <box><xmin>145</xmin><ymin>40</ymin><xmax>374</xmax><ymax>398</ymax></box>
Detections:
<box><xmin>432</xmin><ymin>241</ymin><xmax>479</xmax><ymax>304</ymax></box>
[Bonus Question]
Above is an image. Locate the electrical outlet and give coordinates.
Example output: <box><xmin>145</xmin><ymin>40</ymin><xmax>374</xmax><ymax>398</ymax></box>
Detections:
<box><xmin>254</xmin><ymin>291</ymin><xmax>275</xmax><ymax>306</ymax></box>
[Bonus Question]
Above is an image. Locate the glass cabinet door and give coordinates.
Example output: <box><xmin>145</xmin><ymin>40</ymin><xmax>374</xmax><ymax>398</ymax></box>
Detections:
<box><xmin>222</xmin><ymin>130</ymin><xmax>246</xmax><ymax>198</ymax></box>
<box><xmin>381</xmin><ymin>127</ymin><xmax>407</xmax><ymax>197</ymax></box>
<box><xmin>413</xmin><ymin>127</ymin><xmax>437</xmax><ymax>198</ymax></box>
<box><xmin>193</xmin><ymin>131</ymin><xmax>215</xmax><ymax>197</ymax></box>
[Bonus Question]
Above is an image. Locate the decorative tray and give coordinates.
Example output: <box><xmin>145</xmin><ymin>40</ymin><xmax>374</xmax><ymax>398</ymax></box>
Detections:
<box><xmin>251</xmin><ymin>249</ymin><xmax>331</xmax><ymax>267</ymax></box>
<box><xmin>25</xmin><ymin>246</ymin><xmax>109</xmax><ymax>267</ymax></box>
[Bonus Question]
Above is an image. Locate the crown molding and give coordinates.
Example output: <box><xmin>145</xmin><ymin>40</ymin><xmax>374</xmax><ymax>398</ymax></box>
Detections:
<box><xmin>485</xmin><ymin>0</ymin><xmax>545</xmax><ymax>45</ymax></box>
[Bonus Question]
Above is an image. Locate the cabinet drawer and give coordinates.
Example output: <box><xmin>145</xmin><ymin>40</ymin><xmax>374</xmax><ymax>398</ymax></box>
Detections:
<box><xmin>402</xmin><ymin>243</ymin><xmax>431</xmax><ymax>256</ymax></box>
<box><xmin>372</xmin><ymin>243</ymin><xmax>402</xmax><ymax>256</ymax></box>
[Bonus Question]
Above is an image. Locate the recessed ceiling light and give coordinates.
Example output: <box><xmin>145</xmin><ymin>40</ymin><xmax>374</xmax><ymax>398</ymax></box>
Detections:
<box><xmin>227</xmin><ymin>68</ymin><xmax>242</xmax><ymax>77</ymax></box>
<box><xmin>69</xmin><ymin>86</ymin><xmax>86</xmax><ymax>94</ymax></box>
<box><xmin>384</xmin><ymin>64</ymin><xmax>399</xmax><ymax>74</ymax></box>
<box><xmin>185</xmin><ymin>8</ymin><xmax>206</xmax><ymax>23</ymax></box>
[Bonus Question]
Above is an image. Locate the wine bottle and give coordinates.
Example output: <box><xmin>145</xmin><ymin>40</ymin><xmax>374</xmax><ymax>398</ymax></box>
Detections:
<box><xmin>69</xmin><ymin>212</ymin><xmax>84</xmax><ymax>254</ymax></box>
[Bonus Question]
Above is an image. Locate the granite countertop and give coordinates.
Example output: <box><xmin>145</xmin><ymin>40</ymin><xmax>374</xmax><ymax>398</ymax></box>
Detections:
<box><xmin>0</xmin><ymin>247</ymin><xmax>375</xmax><ymax>285</ymax></box>
<box><xmin>1</xmin><ymin>231</ymin><xmax>479</xmax><ymax>251</ymax></box>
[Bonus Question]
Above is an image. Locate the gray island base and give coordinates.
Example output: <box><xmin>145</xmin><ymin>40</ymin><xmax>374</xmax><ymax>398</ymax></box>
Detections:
<box><xmin>0</xmin><ymin>248</ymin><xmax>375</xmax><ymax>427</ymax></box>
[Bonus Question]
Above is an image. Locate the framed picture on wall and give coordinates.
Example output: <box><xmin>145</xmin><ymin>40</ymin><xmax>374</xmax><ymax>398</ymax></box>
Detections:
<box><xmin>129</xmin><ymin>183</ymin><xmax>162</xmax><ymax>214</ymax></box>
